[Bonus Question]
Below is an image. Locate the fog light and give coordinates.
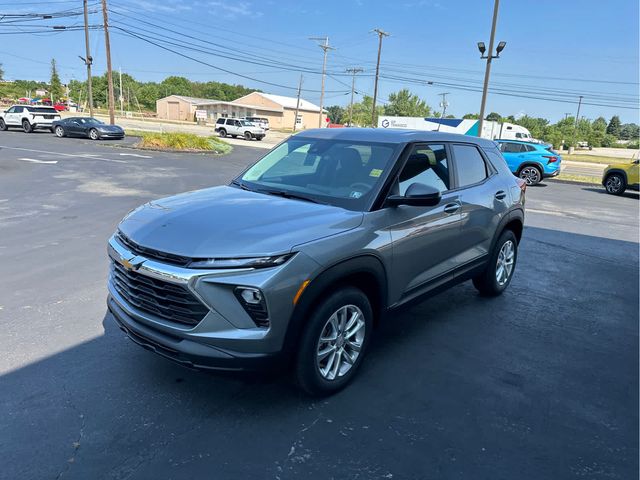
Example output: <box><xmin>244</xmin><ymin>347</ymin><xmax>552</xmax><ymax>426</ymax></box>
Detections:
<box><xmin>234</xmin><ymin>287</ymin><xmax>269</xmax><ymax>328</ymax></box>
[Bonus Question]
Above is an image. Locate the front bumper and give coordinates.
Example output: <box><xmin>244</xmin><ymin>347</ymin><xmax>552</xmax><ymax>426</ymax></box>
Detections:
<box><xmin>98</xmin><ymin>131</ymin><xmax>125</xmax><ymax>139</ymax></box>
<box><xmin>106</xmin><ymin>234</ymin><xmax>319</xmax><ymax>371</ymax></box>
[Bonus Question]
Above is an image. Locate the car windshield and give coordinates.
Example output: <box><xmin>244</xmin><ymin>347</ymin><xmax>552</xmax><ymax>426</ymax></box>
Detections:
<box><xmin>237</xmin><ymin>137</ymin><xmax>398</xmax><ymax>211</ymax></box>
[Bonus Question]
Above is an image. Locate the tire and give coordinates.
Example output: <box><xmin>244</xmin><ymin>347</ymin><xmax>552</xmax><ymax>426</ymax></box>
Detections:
<box><xmin>89</xmin><ymin>128</ymin><xmax>100</xmax><ymax>140</ymax></box>
<box><xmin>244</xmin><ymin>131</ymin><xmax>252</xmax><ymax>140</ymax></box>
<box><xmin>518</xmin><ymin>165</ymin><xmax>542</xmax><ymax>185</ymax></box>
<box><xmin>231</xmin><ymin>134</ymin><xmax>237</xmax><ymax>138</ymax></box>
<box><xmin>257</xmin><ymin>136</ymin><xmax>263</xmax><ymax>141</ymax></box>
<box><xmin>22</xmin><ymin>119</ymin><xmax>33</xmax><ymax>133</ymax></box>
<box><xmin>604</xmin><ymin>173</ymin><xmax>626</xmax><ymax>195</ymax></box>
<box><xmin>218</xmin><ymin>129</ymin><xmax>227</xmax><ymax>138</ymax></box>
<box><xmin>472</xmin><ymin>229</ymin><xmax>518</xmax><ymax>297</ymax></box>
<box><xmin>0</xmin><ymin>119</ymin><xmax>7</xmax><ymax>131</ymax></box>
<box><xmin>54</xmin><ymin>126</ymin><xmax>65</xmax><ymax>138</ymax></box>
<box><xmin>295</xmin><ymin>286</ymin><xmax>373</xmax><ymax>396</ymax></box>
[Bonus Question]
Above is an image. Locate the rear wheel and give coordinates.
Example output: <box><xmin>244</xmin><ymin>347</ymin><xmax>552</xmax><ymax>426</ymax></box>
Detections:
<box><xmin>0</xmin><ymin>119</ymin><xmax>7</xmax><ymax>131</ymax></box>
<box><xmin>244</xmin><ymin>131</ymin><xmax>253</xmax><ymax>140</ymax></box>
<box><xmin>604</xmin><ymin>173</ymin><xmax>626</xmax><ymax>195</ymax></box>
<box><xmin>472</xmin><ymin>229</ymin><xmax>518</xmax><ymax>296</ymax></box>
<box><xmin>295</xmin><ymin>287</ymin><xmax>373</xmax><ymax>396</ymax></box>
<box><xmin>89</xmin><ymin>128</ymin><xmax>99</xmax><ymax>140</ymax></box>
<box><xmin>54</xmin><ymin>126</ymin><xmax>65</xmax><ymax>137</ymax></box>
<box><xmin>22</xmin><ymin>119</ymin><xmax>33</xmax><ymax>133</ymax></box>
<box><xmin>218</xmin><ymin>129</ymin><xmax>227</xmax><ymax>138</ymax></box>
<box><xmin>518</xmin><ymin>165</ymin><xmax>542</xmax><ymax>185</ymax></box>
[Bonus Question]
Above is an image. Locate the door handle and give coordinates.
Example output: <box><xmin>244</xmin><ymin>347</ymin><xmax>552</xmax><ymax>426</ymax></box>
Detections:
<box><xmin>495</xmin><ymin>190</ymin><xmax>507</xmax><ymax>200</ymax></box>
<box><xmin>443</xmin><ymin>203</ymin><xmax>460</xmax><ymax>214</ymax></box>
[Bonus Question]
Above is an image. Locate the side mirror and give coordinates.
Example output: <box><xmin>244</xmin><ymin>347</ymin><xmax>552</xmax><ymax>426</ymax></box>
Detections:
<box><xmin>387</xmin><ymin>182</ymin><xmax>442</xmax><ymax>207</ymax></box>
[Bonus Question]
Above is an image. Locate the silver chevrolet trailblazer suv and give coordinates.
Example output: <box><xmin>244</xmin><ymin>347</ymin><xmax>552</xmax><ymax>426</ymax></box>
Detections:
<box><xmin>107</xmin><ymin>129</ymin><xmax>526</xmax><ymax>395</ymax></box>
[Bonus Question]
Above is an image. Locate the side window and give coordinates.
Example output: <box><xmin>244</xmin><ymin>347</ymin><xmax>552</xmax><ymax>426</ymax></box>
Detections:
<box><xmin>500</xmin><ymin>142</ymin><xmax>520</xmax><ymax>153</ymax></box>
<box><xmin>216</xmin><ymin>118</ymin><xmax>224</xmax><ymax>124</ymax></box>
<box><xmin>525</xmin><ymin>144</ymin><xmax>536</xmax><ymax>152</ymax></box>
<box><xmin>452</xmin><ymin>144</ymin><xmax>488</xmax><ymax>187</ymax></box>
<box><xmin>515</xmin><ymin>132</ymin><xmax>522</xmax><ymax>138</ymax></box>
<box><xmin>398</xmin><ymin>144</ymin><xmax>450</xmax><ymax>194</ymax></box>
<box><xmin>15</xmin><ymin>107</ymin><xmax>23</xmax><ymax>113</ymax></box>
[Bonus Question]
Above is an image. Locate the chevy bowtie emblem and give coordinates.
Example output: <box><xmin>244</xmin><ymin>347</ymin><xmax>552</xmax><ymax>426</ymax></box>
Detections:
<box><xmin>121</xmin><ymin>255</ymin><xmax>144</xmax><ymax>271</ymax></box>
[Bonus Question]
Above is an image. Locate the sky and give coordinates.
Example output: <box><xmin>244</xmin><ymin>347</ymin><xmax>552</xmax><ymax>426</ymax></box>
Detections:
<box><xmin>1</xmin><ymin>0</ymin><xmax>639</xmax><ymax>123</ymax></box>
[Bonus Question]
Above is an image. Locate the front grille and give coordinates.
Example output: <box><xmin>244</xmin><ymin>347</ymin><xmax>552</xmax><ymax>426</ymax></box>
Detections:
<box><xmin>110</xmin><ymin>260</ymin><xmax>209</xmax><ymax>326</ymax></box>
<box><xmin>116</xmin><ymin>232</ymin><xmax>191</xmax><ymax>267</ymax></box>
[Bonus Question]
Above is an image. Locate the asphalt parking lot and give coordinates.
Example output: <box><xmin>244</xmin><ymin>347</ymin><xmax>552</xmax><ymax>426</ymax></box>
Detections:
<box><xmin>1</xmin><ymin>131</ymin><xmax>638</xmax><ymax>479</ymax></box>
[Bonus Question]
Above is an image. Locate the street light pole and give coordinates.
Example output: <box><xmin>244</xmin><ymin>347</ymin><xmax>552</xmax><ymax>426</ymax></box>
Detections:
<box><xmin>477</xmin><ymin>0</ymin><xmax>501</xmax><ymax>137</ymax></box>
<box><xmin>437</xmin><ymin>92</ymin><xmax>449</xmax><ymax>130</ymax></box>
<box><xmin>346</xmin><ymin>67</ymin><xmax>363</xmax><ymax>126</ymax></box>
<box><xmin>82</xmin><ymin>0</ymin><xmax>94</xmax><ymax>117</ymax></box>
<box><xmin>371</xmin><ymin>28</ymin><xmax>389</xmax><ymax>127</ymax></box>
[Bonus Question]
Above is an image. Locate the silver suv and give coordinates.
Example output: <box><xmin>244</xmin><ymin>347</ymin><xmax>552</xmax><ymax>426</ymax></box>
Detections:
<box><xmin>215</xmin><ymin>117</ymin><xmax>265</xmax><ymax>141</ymax></box>
<box><xmin>107</xmin><ymin>129</ymin><xmax>525</xmax><ymax>395</ymax></box>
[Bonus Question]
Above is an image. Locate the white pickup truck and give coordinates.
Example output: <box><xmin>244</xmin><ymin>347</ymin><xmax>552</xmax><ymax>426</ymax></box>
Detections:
<box><xmin>0</xmin><ymin>105</ymin><xmax>61</xmax><ymax>133</ymax></box>
<box><xmin>215</xmin><ymin>118</ymin><xmax>265</xmax><ymax>141</ymax></box>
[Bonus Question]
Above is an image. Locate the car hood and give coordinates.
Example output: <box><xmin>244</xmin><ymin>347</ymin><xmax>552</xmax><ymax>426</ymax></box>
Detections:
<box><xmin>118</xmin><ymin>185</ymin><xmax>363</xmax><ymax>258</ymax></box>
<box><xmin>97</xmin><ymin>124</ymin><xmax>123</xmax><ymax>132</ymax></box>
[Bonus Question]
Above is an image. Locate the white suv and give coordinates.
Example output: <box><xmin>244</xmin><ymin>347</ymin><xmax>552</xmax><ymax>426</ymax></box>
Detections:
<box><xmin>0</xmin><ymin>105</ymin><xmax>61</xmax><ymax>133</ymax></box>
<box><xmin>243</xmin><ymin>116</ymin><xmax>270</xmax><ymax>131</ymax></box>
<box><xmin>215</xmin><ymin>118</ymin><xmax>265</xmax><ymax>141</ymax></box>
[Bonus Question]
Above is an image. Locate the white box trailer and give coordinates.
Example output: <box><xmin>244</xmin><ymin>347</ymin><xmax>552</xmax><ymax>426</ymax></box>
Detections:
<box><xmin>378</xmin><ymin>116</ymin><xmax>534</xmax><ymax>141</ymax></box>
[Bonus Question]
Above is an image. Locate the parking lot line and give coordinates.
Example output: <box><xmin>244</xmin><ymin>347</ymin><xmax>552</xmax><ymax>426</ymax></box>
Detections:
<box><xmin>18</xmin><ymin>158</ymin><xmax>58</xmax><ymax>164</ymax></box>
<box><xmin>0</xmin><ymin>145</ymin><xmax>126</xmax><ymax>163</ymax></box>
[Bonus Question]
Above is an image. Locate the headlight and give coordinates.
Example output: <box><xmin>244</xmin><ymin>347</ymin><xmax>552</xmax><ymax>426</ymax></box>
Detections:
<box><xmin>188</xmin><ymin>253</ymin><xmax>294</xmax><ymax>269</ymax></box>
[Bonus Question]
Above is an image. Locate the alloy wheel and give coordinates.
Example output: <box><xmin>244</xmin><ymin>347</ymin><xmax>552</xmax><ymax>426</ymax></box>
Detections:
<box><xmin>316</xmin><ymin>304</ymin><xmax>366</xmax><ymax>381</ymax></box>
<box><xmin>605</xmin><ymin>175</ymin><xmax>623</xmax><ymax>194</ymax></box>
<box><xmin>495</xmin><ymin>240</ymin><xmax>515</xmax><ymax>286</ymax></box>
<box><xmin>519</xmin><ymin>167</ymin><xmax>541</xmax><ymax>185</ymax></box>
<box><xmin>55</xmin><ymin>126</ymin><xmax>64</xmax><ymax>137</ymax></box>
<box><xmin>89</xmin><ymin>129</ymin><xmax>99</xmax><ymax>140</ymax></box>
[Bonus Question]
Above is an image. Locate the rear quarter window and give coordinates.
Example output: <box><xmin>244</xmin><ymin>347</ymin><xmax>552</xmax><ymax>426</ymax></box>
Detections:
<box><xmin>452</xmin><ymin>144</ymin><xmax>488</xmax><ymax>187</ymax></box>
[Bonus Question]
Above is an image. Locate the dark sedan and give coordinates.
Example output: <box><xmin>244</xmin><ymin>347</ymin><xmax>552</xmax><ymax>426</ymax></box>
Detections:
<box><xmin>52</xmin><ymin>117</ymin><xmax>125</xmax><ymax>140</ymax></box>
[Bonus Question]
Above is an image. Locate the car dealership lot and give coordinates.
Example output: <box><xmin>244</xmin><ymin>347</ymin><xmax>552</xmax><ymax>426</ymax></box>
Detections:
<box><xmin>0</xmin><ymin>132</ymin><xmax>637</xmax><ymax>479</ymax></box>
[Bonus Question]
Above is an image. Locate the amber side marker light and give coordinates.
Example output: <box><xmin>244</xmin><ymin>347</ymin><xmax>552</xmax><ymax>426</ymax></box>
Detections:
<box><xmin>293</xmin><ymin>280</ymin><xmax>311</xmax><ymax>305</ymax></box>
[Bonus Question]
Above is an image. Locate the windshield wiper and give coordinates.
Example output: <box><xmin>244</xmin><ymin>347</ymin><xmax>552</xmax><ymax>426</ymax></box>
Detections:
<box><xmin>257</xmin><ymin>188</ymin><xmax>323</xmax><ymax>204</ymax></box>
<box><xmin>231</xmin><ymin>179</ymin><xmax>252</xmax><ymax>191</ymax></box>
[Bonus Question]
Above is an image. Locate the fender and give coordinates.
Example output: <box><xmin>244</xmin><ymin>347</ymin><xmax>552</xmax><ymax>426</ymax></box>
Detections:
<box><xmin>281</xmin><ymin>254</ymin><xmax>387</xmax><ymax>357</ymax></box>
<box><xmin>516</xmin><ymin>161</ymin><xmax>544</xmax><ymax>174</ymax></box>
<box><xmin>488</xmin><ymin>208</ymin><xmax>524</xmax><ymax>254</ymax></box>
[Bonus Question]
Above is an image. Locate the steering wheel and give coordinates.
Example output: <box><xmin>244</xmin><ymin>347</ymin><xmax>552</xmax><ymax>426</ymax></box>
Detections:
<box><xmin>349</xmin><ymin>182</ymin><xmax>370</xmax><ymax>192</ymax></box>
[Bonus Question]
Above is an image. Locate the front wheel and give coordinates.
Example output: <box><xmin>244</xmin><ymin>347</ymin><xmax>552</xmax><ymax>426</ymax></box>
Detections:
<box><xmin>0</xmin><ymin>119</ymin><xmax>7</xmax><ymax>131</ymax></box>
<box><xmin>22</xmin><ymin>120</ymin><xmax>33</xmax><ymax>133</ymax></box>
<box><xmin>54</xmin><ymin>126</ymin><xmax>65</xmax><ymax>137</ymax></box>
<box><xmin>518</xmin><ymin>165</ymin><xmax>542</xmax><ymax>185</ymax></box>
<box><xmin>89</xmin><ymin>128</ymin><xmax>100</xmax><ymax>140</ymax></box>
<box><xmin>295</xmin><ymin>287</ymin><xmax>373</xmax><ymax>396</ymax></box>
<box><xmin>604</xmin><ymin>173</ymin><xmax>626</xmax><ymax>195</ymax></box>
<box><xmin>472</xmin><ymin>229</ymin><xmax>518</xmax><ymax>296</ymax></box>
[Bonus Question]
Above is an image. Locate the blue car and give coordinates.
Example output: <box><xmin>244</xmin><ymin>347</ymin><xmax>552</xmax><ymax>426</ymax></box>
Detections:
<box><xmin>496</xmin><ymin>140</ymin><xmax>562</xmax><ymax>185</ymax></box>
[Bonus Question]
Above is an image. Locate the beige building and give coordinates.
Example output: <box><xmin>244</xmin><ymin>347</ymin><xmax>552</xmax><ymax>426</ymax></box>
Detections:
<box><xmin>156</xmin><ymin>92</ymin><xmax>327</xmax><ymax>130</ymax></box>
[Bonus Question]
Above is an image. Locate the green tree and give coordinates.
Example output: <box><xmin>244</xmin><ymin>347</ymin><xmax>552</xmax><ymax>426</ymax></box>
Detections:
<box><xmin>384</xmin><ymin>89</ymin><xmax>431</xmax><ymax>117</ymax></box>
<box><xmin>49</xmin><ymin>59</ymin><xmax>62</xmax><ymax>102</ymax></box>
<box><xmin>462</xmin><ymin>113</ymin><xmax>479</xmax><ymax>119</ymax></box>
<box><xmin>620</xmin><ymin>123</ymin><xmax>640</xmax><ymax>141</ymax></box>
<box><xmin>606</xmin><ymin>115</ymin><xmax>621</xmax><ymax>137</ymax></box>
<box><xmin>326</xmin><ymin>105</ymin><xmax>345</xmax><ymax>124</ymax></box>
<box><xmin>485</xmin><ymin>112</ymin><xmax>502</xmax><ymax>122</ymax></box>
<box><xmin>350</xmin><ymin>96</ymin><xmax>384</xmax><ymax>127</ymax></box>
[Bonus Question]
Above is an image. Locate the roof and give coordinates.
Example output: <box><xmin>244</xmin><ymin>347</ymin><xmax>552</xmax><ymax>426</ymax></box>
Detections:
<box><xmin>494</xmin><ymin>139</ymin><xmax>552</xmax><ymax>146</ymax></box>
<box><xmin>294</xmin><ymin>128</ymin><xmax>498</xmax><ymax>147</ymax></box>
<box><xmin>257</xmin><ymin>93</ymin><xmax>323</xmax><ymax>112</ymax></box>
<box><xmin>196</xmin><ymin>100</ymin><xmax>282</xmax><ymax>113</ymax></box>
<box><xmin>162</xmin><ymin>95</ymin><xmax>218</xmax><ymax>105</ymax></box>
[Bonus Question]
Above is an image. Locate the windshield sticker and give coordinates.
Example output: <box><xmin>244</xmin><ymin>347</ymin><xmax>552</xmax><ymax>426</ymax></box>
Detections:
<box><xmin>369</xmin><ymin>169</ymin><xmax>383</xmax><ymax>178</ymax></box>
<box><xmin>349</xmin><ymin>191</ymin><xmax>363</xmax><ymax>199</ymax></box>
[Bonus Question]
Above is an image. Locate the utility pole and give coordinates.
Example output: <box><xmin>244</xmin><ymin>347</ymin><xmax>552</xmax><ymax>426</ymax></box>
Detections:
<box><xmin>293</xmin><ymin>74</ymin><xmax>303</xmax><ymax>132</ymax></box>
<box><xmin>437</xmin><ymin>92</ymin><xmax>449</xmax><ymax>130</ymax></box>
<box><xmin>309</xmin><ymin>36</ymin><xmax>334</xmax><ymax>128</ymax></box>
<box><xmin>477</xmin><ymin>0</ymin><xmax>504</xmax><ymax>137</ymax></box>
<box><xmin>571</xmin><ymin>95</ymin><xmax>584</xmax><ymax>150</ymax></box>
<box><xmin>564</xmin><ymin>112</ymin><xmax>571</xmax><ymax>120</ymax></box>
<box><xmin>119</xmin><ymin>66</ymin><xmax>124</xmax><ymax>116</ymax></box>
<box><xmin>346</xmin><ymin>67</ymin><xmax>363</xmax><ymax>126</ymax></box>
<box><xmin>101</xmin><ymin>0</ymin><xmax>115</xmax><ymax>124</ymax></box>
<box><xmin>371</xmin><ymin>28</ymin><xmax>389</xmax><ymax>127</ymax></box>
<box><xmin>82</xmin><ymin>0</ymin><xmax>94</xmax><ymax>117</ymax></box>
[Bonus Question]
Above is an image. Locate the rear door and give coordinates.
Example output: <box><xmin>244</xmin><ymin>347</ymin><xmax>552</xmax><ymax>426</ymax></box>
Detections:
<box><xmin>498</xmin><ymin>141</ymin><xmax>525</xmax><ymax>172</ymax></box>
<box><xmin>386</xmin><ymin>143</ymin><xmax>464</xmax><ymax>301</ymax></box>
<box><xmin>451</xmin><ymin>143</ymin><xmax>509</xmax><ymax>267</ymax></box>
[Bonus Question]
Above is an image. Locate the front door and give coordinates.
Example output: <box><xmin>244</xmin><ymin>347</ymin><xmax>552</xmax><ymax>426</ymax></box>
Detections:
<box><xmin>386</xmin><ymin>143</ymin><xmax>463</xmax><ymax>302</ymax></box>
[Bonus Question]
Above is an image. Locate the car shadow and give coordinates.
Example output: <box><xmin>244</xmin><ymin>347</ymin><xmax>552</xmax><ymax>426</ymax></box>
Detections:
<box><xmin>1</xmin><ymin>226</ymin><xmax>638</xmax><ymax>479</ymax></box>
<box><xmin>581</xmin><ymin>186</ymin><xmax>640</xmax><ymax>199</ymax></box>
